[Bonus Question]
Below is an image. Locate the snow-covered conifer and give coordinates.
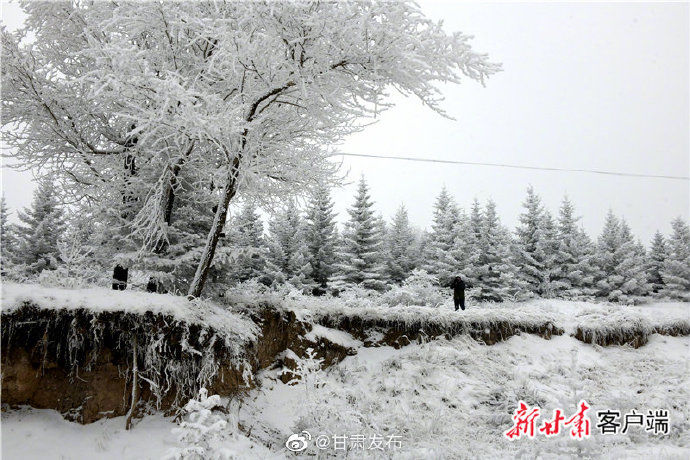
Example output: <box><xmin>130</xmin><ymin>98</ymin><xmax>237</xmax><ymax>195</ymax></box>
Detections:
<box><xmin>660</xmin><ymin>217</ymin><xmax>690</xmax><ymax>300</ymax></box>
<box><xmin>265</xmin><ymin>201</ymin><xmax>312</xmax><ymax>287</ymax></box>
<box><xmin>386</xmin><ymin>205</ymin><xmax>419</xmax><ymax>284</ymax></box>
<box><xmin>594</xmin><ymin>211</ymin><xmax>650</xmax><ymax>302</ymax></box>
<box><xmin>552</xmin><ymin>196</ymin><xmax>595</xmax><ymax>298</ymax></box>
<box><xmin>0</xmin><ymin>196</ymin><xmax>17</xmax><ymax>273</ymax></box>
<box><xmin>336</xmin><ymin>177</ymin><xmax>387</xmax><ymax>290</ymax></box>
<box><xmin>513</xmin><ymin>186</ymin><xmax>547</xmax><ymax>295</ymax></box>
<box><xmin>304</xmin><ymin>185</ymin><xmax>338</xmax><ymax>289</ymax></box>
<box><xmin>474</xmin><ymin>200</ymin><xmax>525</xmax><ymax>302</ymax></box>
<box><xmin>225</xmin><ymin>201</ymin><xmax>267</xmax><ymax>284</ymax></box>
<box><xmin>647</xmin><ymin>230</ymin><xmax>667</xmax><ymax>294</ymax></box>
<box><xmin>423</xmin><ymin>187</ymin><xmax>462</xmax><ymax>285</ymax></box>
<box><xmin>13</xmin><ymin>179</ymin><xmax>65</xmax><ymax>275</ymax></box>
<box><xmin>534</xmin><ymin>209</ymin><xmax>560</xmax><ymax>297</ymax></box>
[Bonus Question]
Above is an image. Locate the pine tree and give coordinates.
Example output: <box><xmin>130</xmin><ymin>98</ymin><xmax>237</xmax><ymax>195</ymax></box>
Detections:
<box><xmin>265</xmin><ymin>200</ymin><xmax>312</xmax><ymax>287</ymax></box>
<box><xmin>423</xmin><ymin>187</ymin><xmax>461</xmax><ymax>285</ymax></box>
<box><xmin>616</xmin><ymin>220</ymin><xmax>650</xmax><ymax>300</ymax></box>
<box><xmin>660</xmin><ymin>217</ymin><xmax>690</xmax><ymax>300</ymax></box>
<box><xmin>552</xmin><ymin>196</ymin><xmax>595</xmax><ymax>299</ymax></box>
<box><xmin>594</xmin><ymin>211</ymin><xmax>650</xmax><ymax>302</ymax></box>
<box><xmin>304</xmin><ymin>184</ymin><xmax>338</xmax><ymax>288</ymax></box>
<box><xmin>459</xmin><ymin>198</ymin><xmax>483</xmax><ymax>287</ymax></box>
<box><xmin>225</xmin><ymin>201</ymin><xmax>267</xmax><ymax>284</ymax></box>
<box><xmin>1</xmin><ymin>196</ymin><xmax>17</xmax><ymax>273</ymax></box>
<box><xmin>594</xmin><ymin>210</ymin><xmax>622</xmax><ymax>299</ymax></box>
<box><xmin>534</xmin><ymin>209</ymin><xmax>559</xmax><ymax>297</ymax></box>
<box><xmin>336</xmin><ymin>177</ymin><xmax>387</xmax><ymax>290</ymax></box>
<box><xmin>647</xmin><ymin>230</ymin><xmax>667</xmax><ymax>294</ymax></box>
<box><xmin>13</xmin><ymin>179</ymin><xmax>65</xmax><ymax>275</ymax></box>
<box><xmin>514</xmin><ymin>186</ymin><xmax>547</xmax><ymax>295</ymax></box>
<box><xmin>474</xmin><ymin>200</ymin><xmax>525</xmax><ymax>302</ymax></box>
<box><xmin>386</xmin><ymin>205</ymin><xmax>418</xmax><ymax>284</ymax></box>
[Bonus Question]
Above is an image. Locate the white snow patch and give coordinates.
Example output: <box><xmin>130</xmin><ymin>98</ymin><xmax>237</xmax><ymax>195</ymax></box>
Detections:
<box><xmin>304</xmin><ymin>324</ymin><xmax>362</xmax><ymax>349</ymax></box>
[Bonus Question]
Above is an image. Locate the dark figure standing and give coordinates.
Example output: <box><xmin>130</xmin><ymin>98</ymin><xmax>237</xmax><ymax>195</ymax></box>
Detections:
<box><xmin>112</xmin><ymin>264</ymin><xmax>128</xmax><ymax>290</ymax></box>
<box><xmin>450</xmin><ymin>276</ymin><xmax>466</xmax><ymax>311</ymax></box>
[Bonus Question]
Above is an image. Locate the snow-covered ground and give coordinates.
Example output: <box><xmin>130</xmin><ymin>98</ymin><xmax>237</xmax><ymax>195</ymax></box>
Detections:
<box><xmin>238</xmin><ymin>332</ymin><xmax>690</xmax><ymax>458</ymax></box>
<box><xmin>2</xmin><ymin>286</ymin><xmax>688</xmax><ymax>458</ymax></box>
<box><xmin>3</xmin><ymin>313</ymin><xmax>689</xmax><ymax>459</ymax></box>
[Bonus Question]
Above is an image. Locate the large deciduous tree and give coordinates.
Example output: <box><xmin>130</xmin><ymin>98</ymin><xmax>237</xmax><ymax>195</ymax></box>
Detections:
<box><xmin>2</xmin><ymin>1</ymin><xmax>499</xmax><ymax>297</ymax></box>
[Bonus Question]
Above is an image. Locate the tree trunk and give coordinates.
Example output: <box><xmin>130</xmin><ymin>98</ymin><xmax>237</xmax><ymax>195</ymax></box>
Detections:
<box><xmin>125</xmin><ymin>336</ymin><xmax>139</xmax><ymax>430</ymax></box>
<box><xmin>187</xmin><ymin>160</ymin><xmax>240</xmax><ymax>298</ymax></box>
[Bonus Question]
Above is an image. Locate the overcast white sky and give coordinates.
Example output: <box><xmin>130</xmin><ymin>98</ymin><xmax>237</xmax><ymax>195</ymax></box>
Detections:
<box><xmin>1</xmin><ymin>1</ymin><xmax>688</xmax><ymax>244</ymax></box>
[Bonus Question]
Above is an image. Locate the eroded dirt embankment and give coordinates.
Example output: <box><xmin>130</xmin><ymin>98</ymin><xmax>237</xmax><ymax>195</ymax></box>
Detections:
<box><xmin>3</xmin><ymin>298</ymin><xmax>687</xmax><ymax>424</ymax></box>
<box><xmin>1</xmin><ymin>304</ymin><xmax>347</xmax><ymax>423</ymax></box>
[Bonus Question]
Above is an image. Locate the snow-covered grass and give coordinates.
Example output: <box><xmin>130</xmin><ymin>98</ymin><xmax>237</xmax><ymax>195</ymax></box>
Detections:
<box><xmin>224</xmin><ymin>283</ymin><xmax>689</xmax><ymax>346</ymax></box>
<box><xmin>239</xmin><ymin>334</ymin><xmax>690</xmax><ymax>458</ymax></box>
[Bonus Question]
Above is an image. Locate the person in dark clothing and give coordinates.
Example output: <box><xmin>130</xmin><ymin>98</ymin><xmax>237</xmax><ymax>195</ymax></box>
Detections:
<box><xmin>112</xmin><ymin>264</ymin><xmax>128</xmax><ymax>290</ymax></box>
<box><xmin>450</xmin><ymin>276</ymin><xmax>466</xmax><ymax>311</ymax></box>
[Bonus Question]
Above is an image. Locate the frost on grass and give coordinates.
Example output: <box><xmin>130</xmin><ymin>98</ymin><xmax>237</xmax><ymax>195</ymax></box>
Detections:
<box><xmin>241</xmin><ymin>335</ymin><xmax>690</xmax><ymax>458</ymax></box>
<box><xmin>572</xmin><ymin>304</ymin><xmax>690</xmax><ymax>347</ymax></box>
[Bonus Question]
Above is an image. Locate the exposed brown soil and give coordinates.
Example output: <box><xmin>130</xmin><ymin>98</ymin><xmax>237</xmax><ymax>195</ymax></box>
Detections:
<box><xmin>1</xmin><ymin>304</ymin><xmax>354</xmax><ymax>424</ymax></box>
<box><xmin>315</xmin><ymin>314</ymin><xmax>563</xmax><ymax>349</ymax></box>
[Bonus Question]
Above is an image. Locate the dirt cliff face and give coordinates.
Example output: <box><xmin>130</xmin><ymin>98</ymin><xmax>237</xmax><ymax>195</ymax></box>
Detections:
<box><xmin>1</xmin><ymin>304</ymin><xmax>355</xmax><ymax>424</ymax></box>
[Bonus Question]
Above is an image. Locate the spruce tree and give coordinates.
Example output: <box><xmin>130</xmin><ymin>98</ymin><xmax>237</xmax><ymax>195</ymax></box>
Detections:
<box><xmin>534</xmin><ymin>209</ymin><xmax>559</xmax><ymax>297</ymax></box>
<box><xmin>616</xmin><ymin>220</ymin><xmax>650</xmax><ymax>300</ymax></box>
<box><xmin>304</xmin><ymin>184</ymin><xmax>338</xmax><ymax>288</ymax></box>
<box><xmin>660</xmin><ymin>217</ymin><xmax>690</xmax><ymax>300</ymax></box>
<box><xmin>386</xmin><ymin>205</ymin><xmax>418</xmax><ymax>284</ymax></box>
<box><xmin>13</xmin><ymin>179</ymin><xmax>65</xmax><ymax>275</ymax></box>
<box><xmin>552</xmin><ymin>196</ymin><xmax>595</xmax><ymax>299</ymax></box>
<box><xmin>594</xmin><ymin>210</ymin><xmax>622</xmax><ymax>299</ymax></box>
<box><xmin>474</xmin><ymin>200</ymin><xmax>524</xmax><ymax>302</ymax></box>
<box><xmin>265</xmin><ymin>200</ymin><xmax>312</xmax><ymax>287</ymax></box>
<box><xmin>647</xmin><ymin>230</ymin><xmax>667</xmax><ymax>294</ymax></box>
<box><xmin>514</xmin><ymin>185</ymin><xmax>547</xmax><ymax>295</ymax></box>
<box><xmin>460</xmin><ymin>198</ymin><xmax>483</xmax><ymax>287</ymax></box>
<box><xmin>336</xmin><ymin>177</ymin><xmax>387</xmax><ymax>290</ymax></box>
<box><xmin>225</xmin><ymin>201</ymin><xmax>267</xmax><ymax>284</ymax></box>
<box><xmin>594</xmin><ymin>211</ymin><xmax>650</xmax><ymax>301</ymax></box>
<box><xmin>423</xmin><ymin>187</ymin><xmax>461</xmax><ymax>285</ymax></box>
<box><xmin>0</xmin><ymin>196</ymin><xmax>16</xmax><ymax>273</ymax></box>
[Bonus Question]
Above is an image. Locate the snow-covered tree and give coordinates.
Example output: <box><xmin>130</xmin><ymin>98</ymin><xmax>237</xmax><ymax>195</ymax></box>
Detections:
<box><xmin>533</xmin><ymin>209</ymin><xmax>560</xmax><ymax>297</ymax></box>
<box><xmin>304</xmin><ymin>185</ymin><xmax>338</xmax><ymax>289</ymax></box>
<box><xmin>336</xmin><ymin>177</ymin><xmax>387</xmax><ymax>290</ymax></box>
<box><xmin>457</xmin><ymin>198</ymin><xmax>483</xmax><ymax>287</ymax></box>
<box><xmin>594</xmin><ymin>211</ymin><xmax>650</xmax><ymax>302</ymax></box>
<box><xmin>2</xmin><ymin>1</ymin><xmax>499</xmax><ymax>297</ymax></box>
<box><xmin>647</xmin><ymin>230</ymin><xmax>667</xmax><ymax>294</ymax></box>
<box><xmin>13</xmin><ymin>179</ymin><xmax>65</xmax><ymax>275</ymax></box>
<box><xmin>386</xmin><ymin>205</ymin><xmax>419</xmax><ymax>284</ymax></box>
<box><xmin>513</xmin><ymin>186</ymin><xmax>547</xmax><ymax>295</ymax></box>
<box><xmin>660</xmin><ymin>217</ymin><xmax>690</xmax><ymax>300</ymax></box>
<box><xmin>0</xmin><ymin>196</ymin><xmax>17</xmax><ymax>274</ymax></box>
<box><xmin>225</xmin><ymin>201</ymin><xmax>267</xmax><ymax>284</ymax></box>
<box><xmin>474</xmin><ymin>200</ymin><xmax>525</xmax><ymax>302</ymax></box>
<box><xmin>265</xmin><ymin>200</ymin><xmax>312</xmax><ymax>287</ymax></box>
<box><xmin>552</xmin><ymin>196</ymin><xmax>595</xmax><ymax>299</ymax></box>
<box><xmin>617</xmin><ymin>220</ymin><xmax>651</xmax><ymax>299</ymax></box>
<box><xmin>424</xmin><ymin>187</ymin><xmax>462</xmax><ymax>285</ymax></box>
